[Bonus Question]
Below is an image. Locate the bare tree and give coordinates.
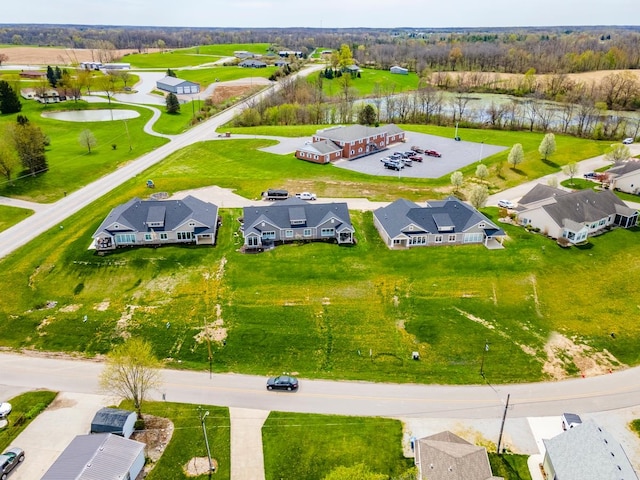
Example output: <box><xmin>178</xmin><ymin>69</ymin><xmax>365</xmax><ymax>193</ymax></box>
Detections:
<box><xmin>563</xmin><ymin>162</ymin><xmax>579</xmax><ymax>185</ymax></box>
<box><xmin>0</xmin><ymin>53</ymin><xmax>8</xmax><ymax>66</ymax></box>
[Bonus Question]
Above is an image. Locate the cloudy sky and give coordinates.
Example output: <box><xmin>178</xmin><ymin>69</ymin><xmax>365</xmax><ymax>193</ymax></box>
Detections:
<box><xmin>2</xmin><ymin>0</ymin><xmax>637</xmax><ymax>28</ymax></box>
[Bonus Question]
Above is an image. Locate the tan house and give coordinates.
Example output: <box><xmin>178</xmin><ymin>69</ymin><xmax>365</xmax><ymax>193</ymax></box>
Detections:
<box><xmin>516</xmin><ymin>184</ymin><xmax>637</xmax><ymax>243</ymax></box>
<box><xmin>415</xmin><ymin>431</ymin><xmax>503</xmax><ymax>480</ymax></box>
<box><xmin>295</xmin><ymin>124</ymin><xmax>405</xmax><ymax>164</ymax></box>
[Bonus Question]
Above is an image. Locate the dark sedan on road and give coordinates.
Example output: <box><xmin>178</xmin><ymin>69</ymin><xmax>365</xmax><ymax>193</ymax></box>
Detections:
<box><xmin>267</xmin><ymin>375</ymin><xmax>299</xmax><ymax>391</ymax></box>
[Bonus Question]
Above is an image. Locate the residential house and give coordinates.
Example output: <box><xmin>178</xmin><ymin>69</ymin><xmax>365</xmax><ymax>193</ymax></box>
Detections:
<box><xmin>156</xmin><ymin>76</ymin><xmax>200</xmax><ymax>94</ymax></box>
<box><xmin>542</xmin><ymin>420</ymin><xmax>638</xmax><ymax>480</ymax></box>
<box><xmin>41</xmin><ymin>433</ymin><xmax>146</xmax><ymax>480</ymax></box>
<box><xmin>390</xmin><ymin>65</ymin><xmax>408</xmax><ymax>75</ymax></box>
<box><xmin>415</xmin><ymin>431</ymin><xmax>503</xmax><ymax>480</ymax></box>
<box><xmin>242</xmin><ymin>198</ymin><xmax>354</xmax><ymax>250</ymax></box>
<box><xmin>374</xmin><ymin>197</ymin><xmax>505</xmax><ymax>249</ymax></box>
<box><xmin>274</xmin><ymin>60</ymin><xmax>290</xmax><ymax>68</ymax></box>
<box><xmin>608</xmin><ymin>161</ymin><xmax>640</xmax><ymax>194</ymax></box>
<box><xmin>295</xmin><ymin>124</ymin><xmax>405</xmax><ymax>163</ymax></box>
<box><xmin>278</xmin><ymin>50</ymin><xmax>303</xmax><ymax>58</ymax></box>
<box><xmin>516</xmin><ymin>184</ymin><xmax>637</xmax><ymax>243</ymax></box>
<box><xmin>21</xmin><ymin>88</ymin><xmax>62</xmax><ymax>103</ymax></box>
<box><xmin>92</xmin><ymin>196</ymin><xmax>218</xmax><ymax>251</ymax></box>
<box><xmin>90</xmin><ymin>408</ymin><xmax>137</xmax><ymax>439</ymax></box>
<box><xmin>238</xmin><ymin>59</ymin><xmax>267</xmax><ymax>68</ymax></box>
<box><xmin>234</xmin><ymin>50</ymin><xmax>260</xmax><ymax>59</ymax></box>
<box><xmin>103</xmin><ymin>63</ymin><xmax>131</xmax><ymax>70</ymax></box>
<box><xmin>19</xmin><ymin>70</ymin><xmax>46</xmax><ymax>79</ymax></box>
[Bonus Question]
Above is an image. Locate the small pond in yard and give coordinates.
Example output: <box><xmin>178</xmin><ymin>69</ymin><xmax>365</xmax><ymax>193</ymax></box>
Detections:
<box><xmin>41</xmin><ymin>109</ymin><xmax>140</xmax><ymax>122</ymax></box>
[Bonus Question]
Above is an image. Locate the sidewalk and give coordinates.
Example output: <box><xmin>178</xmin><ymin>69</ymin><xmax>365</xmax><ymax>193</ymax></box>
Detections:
<box><xmin>229</xmin><ymin>407</ymin><xmax>270</xmax><ymax>480</ymax></box>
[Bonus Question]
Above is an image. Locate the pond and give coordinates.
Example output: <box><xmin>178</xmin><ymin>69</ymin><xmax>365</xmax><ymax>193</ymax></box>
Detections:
<box><xmin>41</xmin><ymin>109</ymin><xmax>140</xmax><ymax>122</ymax></box>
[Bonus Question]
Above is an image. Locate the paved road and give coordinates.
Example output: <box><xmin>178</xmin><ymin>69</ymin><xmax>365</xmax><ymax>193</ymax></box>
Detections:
<box><xmin>2</xmin><ymin>352</ymin><xmax>639</xmax><ymax>420</ymax></box>
<box><xmin>0</xmin><ymin>64</ymin><xmax>324</xmax><ymax>260</ymax></box>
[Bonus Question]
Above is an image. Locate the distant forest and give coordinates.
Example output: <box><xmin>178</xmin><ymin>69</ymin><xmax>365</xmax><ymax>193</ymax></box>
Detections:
<box><xmin>2</xmin><ymin>24</ymin><xmax>640</xmax><ymax>74</ymax></box>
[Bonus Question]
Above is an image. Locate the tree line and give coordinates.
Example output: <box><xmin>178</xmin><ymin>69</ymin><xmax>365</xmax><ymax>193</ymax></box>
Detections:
<box><xmin>2</xmin><ymin>25</ymin><xmax>640</xmax><ymax>74</ymax></box>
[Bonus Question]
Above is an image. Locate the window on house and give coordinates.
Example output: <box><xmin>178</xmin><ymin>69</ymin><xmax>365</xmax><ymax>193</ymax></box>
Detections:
<box><xmin>261</xmin><ymin>231</ymin><xmax>276</xmax><ymax>239</ymax></box>
<box><xmin>144</xmin><ymin>233</ymin><xmax>152</xmax><ymax>241</ymax></box>
<box><xmin>434</xmin><ymin>235</ymin><xmax>443</xmax><ymax>243</ymax></box>
<box><xmin>160</xmin><ymin>233</ymin><xmax>168</xmax><ymax>240</ymax></box>
<box><xmin>177</xmin><ymin>231</ymin><xmax>193</xmax><ymax>240</ymax></box>
<box><xmin>303</xmin><ymin>228</ymin><xmax>312</xmax><ymax>237</ymax></box>
<box><xmin>248</xmin><ymin>236</ymin><xmax>258</xmax><ymax>246</ymax></box>
<box><xmin>115</xmin><ymin>233</ymin><xmax>136</xmax><ymax>244</ymax></box>
<box><xmin>599</xmin><ymin>219</ymin><xmax>606</xmax><ymax>226</ymax></box>
<box><xmin>285</xmin><ymin>230</ymin><xmax>293</xmax><ymax>238</ymax></box>
<box><xmin>463</xmin><ymin>233</ymin><xmax>483</xmax><ymax>243</ymax></box>
<box><xmin>321</xmin><ymin>228</ymin><xmax>335</xmax><ymax>237</ymax></box>
<box><xmin>448</xmin><ymin>234</ymin><xmax>456</xmax><ymax>242</ymax></box>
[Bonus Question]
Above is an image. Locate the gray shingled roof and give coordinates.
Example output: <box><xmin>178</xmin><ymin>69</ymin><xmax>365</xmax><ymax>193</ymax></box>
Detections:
<box><xmin>417</xmin><ymin>431</ymin><xmax>503</xmax><ymax>480</ymax></box>
<box><xmin>90</xmin><ymin>408</ymin><xmax>135</xmax><ymax>433</ymax></box>
<box><xmin>543</xmin><ymin>420</ymin><xmax>638</xmax><ymax>480</ymax></box>
<box><xmin>314</xmin><ymin>124</ymin><xmax>403</xmax><ymax>144</ymax></box>
<box><xmin>608</xmin><ymin>160</ymin><xmax>640</xmax><ymax>178</ymax></box>
<box><xmin>92</xmin><ymin>196</ymin><xmax>218</xmax><ymax>238</ymax></box>
<box><xmin>298</xmin><ymin>139</ymin><xmax>342</xmax><ymax>155</ymax></box>
<box><xmin>243</xmin><ymin>198</ymin><xmax>353</xmax><ymax>234</ymax></box>
<box><xmin>41</xmin><ymin>433</ymin><xmax>145</xmax><ymax>480</ymax></box>
<box><xmin>518</xmin><ymin>183</ymin><xmax>566</xmax><ymax>206</ymax></box>
<box><xmin>543</xmin><ymin>189</ymin><xmax>632</xmax><ymax>225</ymax></box>
<box><xmin>374</xmin><ymin>197</ymin><xmax>505</xmax><ymax>238</ymax></box>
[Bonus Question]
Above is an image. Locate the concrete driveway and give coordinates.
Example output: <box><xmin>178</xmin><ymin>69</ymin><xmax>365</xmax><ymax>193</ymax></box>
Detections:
<box><xmin>10</xmin><ymin>392</ymin><xmax>112</xmax><ymax>480</ymax></box>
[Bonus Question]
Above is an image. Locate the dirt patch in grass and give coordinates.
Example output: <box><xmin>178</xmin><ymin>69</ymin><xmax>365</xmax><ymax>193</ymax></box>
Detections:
<box><xmin>210</xmin><ymin>85</ymin><xmax>254</xmax><ymax>104</ymax></box>
<box><xmin>0</xmin><ymin>47</ymin><xmax>156</xmax><ymax>65</ymax></box>
<box><xmin>184</xmin><ymin>457</ymin><xmax>218</xmax><ymax>476</ymax></box>
<box><xmin>94</xmin><ymin>301</ymin><xmax>110</xmax><ymax>311</ymax></box>
<box><xmin>542</xmin><ymin>332</ymin><xmax>625</xmax><ymax>379</ymax></box>
<box><xmin>59</xmin><ymin>304</ymin><xmax>81</xmax><ymax>313</ymax></box>
<box><xmin>131</xmin><ymin>414</ymin><xmax>174</xmax><ymax>473</ymax></box>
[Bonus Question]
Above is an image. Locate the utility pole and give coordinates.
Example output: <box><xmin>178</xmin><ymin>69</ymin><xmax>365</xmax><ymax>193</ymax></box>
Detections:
<box><xmin>198</xmin><ymin>407</ymin><xmax>214</xmax><ymax>472</ymax></box>
<box><xmin>480</xmin><ymin>340</ymin><xmax>489</xmax><ymax>378</ymax></box>
<box><xmin>496</xmin><ymin>393</ymin><xmax>510</xmax><ymax>454</ymax></box>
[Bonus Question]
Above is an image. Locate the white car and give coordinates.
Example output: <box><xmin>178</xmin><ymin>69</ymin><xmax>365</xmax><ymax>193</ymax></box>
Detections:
<box><xmin>622</xmin><ymin>137</ymin><xmax>634</xmax><ymax>145</ymax></box>
<box><xmin>295</xmin><ymin>192</ymin><xmax>317</xmax><ymax>201</ymax></box>
<box><xmin>0</xmin><ymin>403</ymin><xmax>11</xmax><ymax>419</ymax></box>
<box><xmin>497</xmin><ymin>199</ymin><xmax>515</xmax><ymax>209</ymax></box>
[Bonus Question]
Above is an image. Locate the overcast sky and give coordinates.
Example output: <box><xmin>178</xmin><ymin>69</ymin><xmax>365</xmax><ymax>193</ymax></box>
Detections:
<box><xmin>2</xmin><ymin>0</ymin><xmax>637</xmax><ymax>28</ymax></box>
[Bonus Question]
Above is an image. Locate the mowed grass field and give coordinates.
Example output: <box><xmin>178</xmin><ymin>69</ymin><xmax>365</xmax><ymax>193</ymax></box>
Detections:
<box><xmin>320</xmin><ymin>69</ymin><xmax>421</xmax><ymax>97</ymax></box>
<box><xmin>0</xmin><ymin>135</ymin><xmax>638</xmax><ymax>385</ymax></box>
<box><xmin>177</xmin><ymin>66</ymin><xmax>274</xmax><ymax>87</ymax></box>
<box><xmin>0</xmin><ymin>100</ymin><xmax>168</xmax><ymax>202</ymax></box>
<box><xmin>123</xmin><ymin>43</ymin><xmax>272</xmax><ymax>68</ymax></box>
<box><xmin>0</xmin><ymin>205</ymin><xmax>33</xmax><ymax>233</ymax></box>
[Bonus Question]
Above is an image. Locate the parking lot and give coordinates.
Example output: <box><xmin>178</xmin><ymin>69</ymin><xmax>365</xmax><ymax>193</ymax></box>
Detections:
<box><xmin>333</xmin><ymin>132</ymin><xmax>507</xmax><ymax>179</ymax></box>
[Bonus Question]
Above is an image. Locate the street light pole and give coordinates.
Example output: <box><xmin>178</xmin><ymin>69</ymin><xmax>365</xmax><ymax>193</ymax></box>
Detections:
<box><xmin>198</xmin><ymin>407</ymin><xmax>214</xmax><ymax>472</ymax></box>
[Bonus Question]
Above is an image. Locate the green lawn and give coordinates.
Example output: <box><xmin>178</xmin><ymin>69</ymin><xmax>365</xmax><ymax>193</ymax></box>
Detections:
<box><xmin>489</xmin><ymin>453</ymin><xmax>533</xmax><ymax>480</ymax></box>
<box><xmin>263</xmin><ymin>412</ymin><xmax>414</xmax><ymax>480</ymax></box>
<box><xmin>0</xmin><ymin>390</ymin><xmax>58</xmax><ymax>451</ymax></box>
<box><xmin>0</xmin><ymin>100</ymin><xmax>168</xmax><ymax>202</ymax></box>
<box><xmin>123</xmin><ymin>51</ymin><xmax>221</xmax><ymax>69</ymax></box>
<box><xmin>319</xmin><ymin>69</ymin><xmax>420</xmax><ymax>97</ymax></box>
<box><xmin>0</xmin><ymin>135</ymin><xmax>638</xmax><ymax>384</ymax></box>
<box><xmin>120</xmin><ymin>401</ymin><xmax>230</xmax><ymax>480</ymax></box>
<box><xmin>179</xmin><ymin>43</ymin><xmax>271</xmax><ymax>57</ymax></box>
<box><xmin>0</xmin><ymin>205</ymin><xmax>34</xmax><ymax>233</ymax></box>
<box><xmin>177</xmin><ymin>66</ymin><xmax>274</xmax><ymax>88</ymax></box>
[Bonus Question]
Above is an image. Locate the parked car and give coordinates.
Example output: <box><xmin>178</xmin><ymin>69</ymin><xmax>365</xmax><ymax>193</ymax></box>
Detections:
<box><xmin>402</xmin><ymin>151</ymin><xmax>415</xmax><ymax>158</ymax></box>
<box><xmin>384</xmin><ymin>160</ymin><xmax>403</xmax><ymax>171</ymax></box>
<box><xmin>295</xmin><ymin>192</ymin><xmax>317</xmax><ymax>200</ymax></box>
<box><xmin>402</xmin><ymin>158</ymin><xmax>413</xmax><ymax>167</ymax></box>
<box><xmin>262</xmin><ymin>189</ymin><xmax>289</xmax><ymax>201</ymax></box>
<box><xmin>390</xmin><ymin>152</ymin><xmax>404</xmax><ymax>159</ymax></box>
<box><xmin>622</xmin><ymin>137</ymin><xmax>634</xmax><ymax>144</ymax></box>
<box><xmin>411</xmin><ymin>146</ymin><xmax>424</xmax><ymax>153</ymax></box>
<box><xmin>497</xmin><ymin>199</ymin><xmax>515</xmax><ymax>209</ymax></box>
<box><xmin>409</xmin><ymin>154</ymin><xmax>423</xmax><ymax>162</ymax></box>
<box><xmin>0</xmin><ymin>403</ymin><xmax>11</xmax><ymax>419</ymax></box>
<box><xmin>583</xmin><ymin>172</ymin><xmax>597</xmax><ymax>179</ymax></box>
<box><xmin>267</xmin><ymin>375</ymin><xmax>299</xmax><ymax>391</ymax></box>
<box><xmin>424</xmin><ymin>149</ymin><xmax>442</xmax><ymax>158</ymax></box>
<box><xmin>0</xmin><ymin>447</ymin><xmax>24</xmax><ymax>478</ymax></box>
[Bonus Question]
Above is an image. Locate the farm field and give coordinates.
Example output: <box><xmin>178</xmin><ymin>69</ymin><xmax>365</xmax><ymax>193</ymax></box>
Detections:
<box><xmin>0</xmin><ymin>136</ymin><xmax>637</xmax><ymax>386</ymax></box>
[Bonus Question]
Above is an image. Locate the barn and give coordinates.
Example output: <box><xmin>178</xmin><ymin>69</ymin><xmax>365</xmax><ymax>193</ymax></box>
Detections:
<box><xmin>156</xmin><ymin>76</ymin><xmax>200</xmax><ymax>94</ymax></box>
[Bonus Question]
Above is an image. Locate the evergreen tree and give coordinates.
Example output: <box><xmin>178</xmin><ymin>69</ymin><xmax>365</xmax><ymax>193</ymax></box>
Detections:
<box><xmin>0</xmin><ymin>80</ymin><xmax>22</xmax><ymax>114</ymax></box>
<box><xmin>166</xmin><ymin>92</ymin><xmax>180</xmax><ymax>114</ymax></box>
<box><xmin>166</xmin><ymin>68</ymin><xmax>177</xmax><ymax>78</ymax></box>
<box><xmin>46</xmin><ymin>65</ymin><xmax>57</xmax><ymax>87</ymax></box>
<box><xmin>358</xmin><ymin>104</ymin><xmax>377</xmax><ymax>126</ymax></box>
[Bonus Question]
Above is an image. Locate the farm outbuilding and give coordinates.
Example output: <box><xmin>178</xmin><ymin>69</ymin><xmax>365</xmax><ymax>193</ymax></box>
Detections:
<box><xmin>156</xmin><ymin>76</ymin><xmax>200</xmax><ymax>94</ymax></box>
<box><xmin>390</xmin><ymin>65</ymin><xmax>408</xmax><ymax>74</ymax></box>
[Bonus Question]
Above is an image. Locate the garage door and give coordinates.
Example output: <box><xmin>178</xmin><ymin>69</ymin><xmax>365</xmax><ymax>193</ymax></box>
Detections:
<box><xmin>176</xmin><ymin>87</ymin><xmax>184</xmax><ymax>94</ymax></box>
